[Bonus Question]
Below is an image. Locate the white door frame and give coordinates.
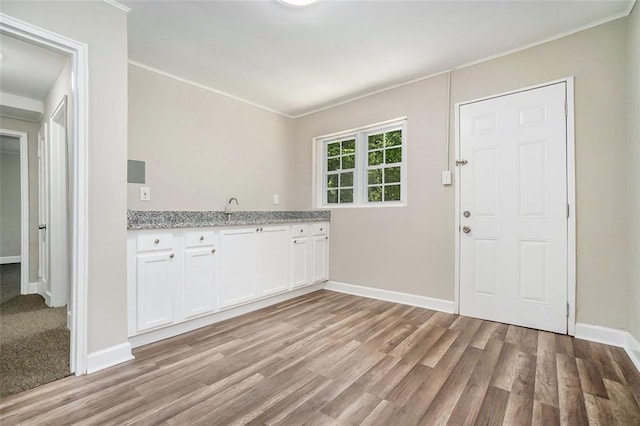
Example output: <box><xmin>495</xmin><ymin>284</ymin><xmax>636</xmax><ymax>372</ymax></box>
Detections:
<box><xmin>0</xmin><ymin>129</ymin><xmax>29</xmax><ymax>294</ymax></box>
<box><xmin>454</xmin><ymin>77</ymin><xmax>576</xmax><ymax>335</ymax></box>
<box><xmin>0</xmin><ymin>13</ymin><xmax>89</xmax><ymax>374</ymax></box>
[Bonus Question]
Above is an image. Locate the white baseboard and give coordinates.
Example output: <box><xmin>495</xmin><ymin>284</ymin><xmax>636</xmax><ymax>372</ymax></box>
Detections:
<box><xmin>129</xmin><ymin>283</ymin><xmax>325</xmax><ymax>348</ymax></box>
<box><xmin>0</xmin><ymin>256</ymin><xmax>20</xmax><ymax>264</ymax></box>
<box><xmin>86</xmin><ymin>342</ymin><xmax>134</xmax><ymax>374</ymax></box>
<box><xmin>324</xmin><ymin>281</ymin><xmax>455</xmax><ymax>314</ymax></box>
<box><xmin>27</xmin><ymin>281</ymin><xmax>38</xmax><ymax>294</ymax></box>
<box><xmin>575</xmin><ymin>323</ymin><xmax>640</xmax><ymax>372</ymax></box>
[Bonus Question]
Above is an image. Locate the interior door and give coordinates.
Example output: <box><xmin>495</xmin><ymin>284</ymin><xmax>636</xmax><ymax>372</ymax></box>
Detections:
<box><xmin>37</xmin><ymin>123</ymin><xmax>49</xmax><ymax>298</ymax></box>
<box><xmin>458</xmin><ymin>82</ymin><xmax>568</xmax><ymax>334</ymax></box>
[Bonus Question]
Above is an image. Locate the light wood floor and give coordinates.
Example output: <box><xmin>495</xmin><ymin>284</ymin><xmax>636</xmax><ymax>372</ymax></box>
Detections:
<box><xmin>1</xmin><ymin>290</ymin><xmax>639</xmax><ymax>425</ymax></box>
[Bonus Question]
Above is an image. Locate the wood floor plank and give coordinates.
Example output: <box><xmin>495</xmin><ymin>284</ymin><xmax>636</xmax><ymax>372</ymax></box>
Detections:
<box><xmin>1</xmin><ymin>290</ymin><xmax>638</xmax><ymax>426</ymax></box>
<box><xmin>447</xmin><ymin>337</ymin><xmax>504</xmax><ymax>425</ymax></box>
<box><xmin>474</xmin><ymin>385</ymin><xmax>509</xmax><ymax>425</ymax></box>
<box><xmin>556</xmin><ymin>353</ymin><xmax>590</xmax><ymax>425</ymax></box>
<box><xmin>532</xmin><ymin>400</ymin><xmax>560</xmax><ymax>426</ymax></box>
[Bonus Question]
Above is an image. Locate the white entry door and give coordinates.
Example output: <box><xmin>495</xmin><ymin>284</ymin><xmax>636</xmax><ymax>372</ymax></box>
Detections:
<box><xmin>458</xmin><ymin>82</ymin><xmax>568</xmax><ymax>334</ymax></box>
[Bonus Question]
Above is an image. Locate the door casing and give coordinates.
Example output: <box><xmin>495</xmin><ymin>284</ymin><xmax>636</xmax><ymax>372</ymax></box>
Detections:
<box><xmin>0</xmin><ymin>129</ymin><xmax>29</xmax><ymax>295</ymax></box>
<box><xmin>454</xmin><ymin>77</ymin><xmax>576</xmax><ymax>335</ymax></box>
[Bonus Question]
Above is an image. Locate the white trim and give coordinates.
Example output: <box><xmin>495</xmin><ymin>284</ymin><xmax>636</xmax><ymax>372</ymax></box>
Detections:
<box><xmin>0</xmin><ymin>129</ymin><xmax>29</xmax><ymax>294</ymax></box>
<box><xmin>324</xmin><ymin>281</ymin><xmax>455</xmax><ymax>314</ymax></box>
<box><xmin>86</xmin><ymin>342</ymin><xmax>134</xmax><ymax>374</ymax></box>
<box><xmin>0</xmin><ymin>256</ymin><xmax>21</xmax><ymax>264</ymax></box>
<box><xmin>28</xmin><ymin>281</ymin><xmax>38</xmax><ymax>294</ymax></box>
<box><xmin>292</xmin><ymin>12</ymin><xmax>630</xmax><ymax>119</ymax></box>
<box><xmin>0</xmin><ymin>13</ymin><xmax>90</xmax><ymax>376</ymax></box>
<box><xmin>575</xmin><ymin>323</ymin><xmax>640</xmax><ymax>372</ymax></box>
<box><xmin>454</xmin><ymin>77</ymin><xmax>576</xmax><ymax>334</ymax></box>
<box><xmin>565</xmin><ymin>78</ymin><xmax>577</xmax><ymax>335</ymax></box>
<box><xmin>129</xmin><ymin>282</ymin><xmax>324</xmax><ymax>348</ymax></box>
<box><xmin>101</xmin><ymin>0</ymin><xmax>131</xmax><ymax>13</ymax></box>
<box><xmin>128</xmin><ymin>61</ymin><xmax>293</xmax><ymax>119</ymax></box>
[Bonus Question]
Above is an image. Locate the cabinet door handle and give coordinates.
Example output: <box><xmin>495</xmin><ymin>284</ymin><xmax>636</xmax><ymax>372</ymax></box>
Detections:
<box><xmin>256</xmin><ymin>228</ymin><xmax>260</xmax><ymax>232</ymax></box>
<box><xmin>325</xmin><ymin>236</ymin><xmax>328</xmax><ymax>240</ymax></box>
<box><xmin>169</xmin><ymin>253</ymin><xmax>174</xmax><ymax>259</ymax></box>
<box><xmin>211</xmin><ymin>248</ymin><xmax>216</xmax><ymax>254</ymax></box>
<box><xmin>294</xmin><ymin>240</ymin><xmax>297</xmax><ymax>244</ymax></box>
<box><xmin>154</xmin><ymin>239</ymin><xmax>160</xmax><ymax>244</ymax></box>
<box><xmin>300</xmin><ymin>229</ymin><xmax>303</xmax><ymax>233</ymax></box>
<box><xmin>320</xmin><ymin>228</ymin><xmax>323</xmax><ymax>231</ymax></box>
<box><xmin>200</xmin><ymin>236</ymin><xmax>204</xmax><ymax>241</ymax></box>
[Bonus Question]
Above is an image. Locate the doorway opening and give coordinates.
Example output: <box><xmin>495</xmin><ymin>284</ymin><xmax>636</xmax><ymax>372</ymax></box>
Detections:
<box><xmin>0</xmin><ymin>12</ymin><xmax>89</xmax><ymax>396</ymax></box>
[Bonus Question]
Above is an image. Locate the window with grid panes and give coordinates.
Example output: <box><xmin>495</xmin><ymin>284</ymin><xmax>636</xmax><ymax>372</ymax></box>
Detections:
<box><xmin>316</xmin><ymin>119</ymin><xmax>406</xmax><ymax>207</ymax></box>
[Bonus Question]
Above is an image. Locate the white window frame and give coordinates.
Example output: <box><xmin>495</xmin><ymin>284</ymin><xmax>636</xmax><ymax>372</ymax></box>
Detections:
<box><xmin>314</xmin><ymin>118</ymin><xmax>407</xmax><ymax>209</ymax></box>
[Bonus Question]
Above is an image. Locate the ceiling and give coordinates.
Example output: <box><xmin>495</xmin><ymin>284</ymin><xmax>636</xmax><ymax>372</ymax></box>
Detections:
<box><xmin>0</xmin><ymin>32</ymin><xmax>69</xmax><ymax>101</ymax></box>
<box><xmin>124</xmin><ymin>0</ymin><xmax>633</xmax><ymax>117</ymax></box>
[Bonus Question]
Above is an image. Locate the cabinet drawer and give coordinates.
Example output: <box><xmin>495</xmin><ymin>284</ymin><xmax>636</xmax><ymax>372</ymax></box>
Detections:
<box><xmin>137</xmin><ymin>232</ymin><xmax>174</xmax><ymax>252</ymax></box>
<box><xmin>292</xmin><ymin>224</ymin><xmax>309</xmax><ymax>236</ymax></box>
<box><xmin>185</xmin><ymin>230</ymin><xmax>217</xmax><ymax>248</ymax></box>
<box><xmin>312</xmin><ymin>223</ymin><xmax>329</xmax><ymax>236</ymax></box>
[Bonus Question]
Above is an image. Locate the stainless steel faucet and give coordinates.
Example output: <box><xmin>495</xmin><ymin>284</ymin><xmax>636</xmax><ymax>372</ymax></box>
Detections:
<box><xmin>225</xmin><ymin>197</ymin><xmax>239</xmax><ymax>219</ymax></box>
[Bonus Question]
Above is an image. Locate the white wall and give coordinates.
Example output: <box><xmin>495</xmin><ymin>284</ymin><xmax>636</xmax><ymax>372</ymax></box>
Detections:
<box><xmin>1</xmin><ymin>1</ymin><xmax>130</xmax><ymax>355</ymax></box>
<box><xmin>294</xmin><ymin>18</ymin><xmax>631</xmax><ymax>330</ymax></box>
<box><xmin>0</xmin><ymin>150</ymin><xmax>21</xmax><ymax>257</ymax></box>
<box><xmin>627</xmin><ymin>4</ymin><xmax>640</xmax><ymax>344</ymax></box>
<box><xmin>0</xmin><ymin>117</ymin><xmax>39</xmax><ymax>281</ymax></box>
<box><xmin>127</xmin><ymin>65</ymin><xmax>295</xmax><ymax>211</ymax></box>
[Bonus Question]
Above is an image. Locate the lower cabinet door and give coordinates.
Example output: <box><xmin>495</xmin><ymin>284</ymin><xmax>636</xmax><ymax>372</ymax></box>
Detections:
<box><xmin>312</xmin><ymin>235</ymin><xmax>329</xmax><ymax>283</ymax></box>
<box><xmin>291</xmin><ymin>236</ymin><xmax>312</xmax><ymax>288</ymax></box>
<box><xmin>219</xmin><ymin>228</ymin><xmax>259</xmax><ymax>307</ymax></box>
<box><xmin>259</xmin><ymin>226</ymin><xmax>290</xmax><ymax>296</ymax></box>
<box><xmin>185</xmin><ymin>246</ymin><xmax>217</xmax><ymax>318</ymax></box>
<box><xmin>136</xmin><ymin>251</ymin><xmax>175</xmax><ymax>332</ymax></box>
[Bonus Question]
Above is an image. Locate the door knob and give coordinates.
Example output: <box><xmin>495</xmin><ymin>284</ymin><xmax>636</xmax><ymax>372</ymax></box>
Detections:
<box><xmin>462</xmin><ymin>226</ymin><xmax>471</xmax><ymax>234</ymax></box>
<box><xmin>38</xmin><ymin>224</ymin><xmax>46</xmax><ymax>230</ymax></box>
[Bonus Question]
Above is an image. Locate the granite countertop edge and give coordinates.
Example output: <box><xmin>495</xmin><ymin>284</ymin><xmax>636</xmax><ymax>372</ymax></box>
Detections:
<box><xmin>127</xmin><ymin>210</ymin><xmax>331</xmax><ymax>230</ymax></box>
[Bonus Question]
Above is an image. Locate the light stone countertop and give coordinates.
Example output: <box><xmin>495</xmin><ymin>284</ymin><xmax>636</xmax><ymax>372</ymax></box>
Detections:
<box><xmin>127</xmin><ymin>210</ymin><xmax>331</xmax><ymax>230</ymax></box>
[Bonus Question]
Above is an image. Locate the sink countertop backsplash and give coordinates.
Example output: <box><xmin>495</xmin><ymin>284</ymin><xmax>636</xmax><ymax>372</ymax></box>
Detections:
<box><xmin>127</xmin><ymin>210</ymin><xmax>331</xmax><ymax>230</ymax></box>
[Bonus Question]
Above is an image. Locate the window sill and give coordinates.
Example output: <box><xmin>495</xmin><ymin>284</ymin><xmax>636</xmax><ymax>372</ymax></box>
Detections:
<box><xmin>317</xmin><ymin>201</ymin><xmax>407</xmax><ymax>209</ymax></box>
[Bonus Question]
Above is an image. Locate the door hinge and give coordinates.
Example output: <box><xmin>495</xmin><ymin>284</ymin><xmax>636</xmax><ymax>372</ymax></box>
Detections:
<box><xmin>567</xmin><ymin>303</ymin><xmax>570</xmax><ymax>318</ymax></box>
<box><xmin>567</xmin><ymin>204</ymin><xmax>570</xmax><ymax>218</ymax></box>
<box><xmin>455</xmin><ymin>159</ymin><xmax>468</xmax><ymax>166</ymax></box>
<box><xmin>564</xmin><ymin>101</ymin><xmax>568</xmax><ymax>117</ymax></box>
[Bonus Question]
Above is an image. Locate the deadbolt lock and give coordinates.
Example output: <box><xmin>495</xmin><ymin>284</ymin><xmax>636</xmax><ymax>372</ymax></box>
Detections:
<box><xmin>463</xmin><ymin>211</ymin><xmax>471</xmax><ymax>218</ymax></box>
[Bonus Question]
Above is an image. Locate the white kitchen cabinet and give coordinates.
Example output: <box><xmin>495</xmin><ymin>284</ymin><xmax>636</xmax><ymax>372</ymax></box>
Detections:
<box><xmin>291</xmin><ymin>233</ymin><xmax>312</xmax><ymax>288</ymax></box>
<box><xmin>128</xmin><ymin>220</ymin><xmax>329</xmax><ymax>343</ymax></box>
<box><xmin>218</xmin><ymin>227</ymin><xmax>259</xmax><ymax>307</ymax></box>
<box><xmin>136</xmin><ymin>250</ymin><xmax>176</xmax><ymax>332</ymax></box>
<box><xmin>184</xmin><ymin>230</ymin><xmax>218</xmax><ymax>318</ymax></box>
<box><xmin>259</xmin><ymin>225</ymin><xmax>290</xmax><ymax>296</ymax></box>
<box><xmin>184</xmin><ymin>246</ymin><xmax>217</xmax><ymax>318</ymax></box>
<box><xmin>312</xmin><ymin>222</ymin><xmax>329</xmax><ymax>283</ymax></box>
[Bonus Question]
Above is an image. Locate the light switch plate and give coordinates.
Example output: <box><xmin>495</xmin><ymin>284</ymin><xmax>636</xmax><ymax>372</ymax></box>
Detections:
<box><xmin>441</xmin><ymin>171</ymin><xmax>452</xmax><ymax>185</ymax></box>
<box><xmin>140</xmin><ymin>186</ymin><xmax>151</xmax><ymax>201</ymax></box>
<box><xmin>273</xmin><ymin>194</ymin><xmax>280</xmax><ymax>205</ymax></box>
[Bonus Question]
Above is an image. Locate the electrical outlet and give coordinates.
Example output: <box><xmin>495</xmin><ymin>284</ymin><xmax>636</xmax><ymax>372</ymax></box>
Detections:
<box><xmin>140</xmin><ymin>186</ymin><xmax>151</xmax><ymax>201</ymax></box>
<box><xmin>273</xmin><ymin>194</ymin><xmax>280</xmax><ymax>205</ymax></box>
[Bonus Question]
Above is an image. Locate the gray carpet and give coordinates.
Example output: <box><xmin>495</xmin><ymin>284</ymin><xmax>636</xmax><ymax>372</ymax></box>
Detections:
<box><xmin>0</xmin><ymin>294</ymin><xmax>71</xmax><ymax>398</ymax></box>
<box><xmin>0</xmin><ymin>263</ymin><xmax>21</xmax><ymax>303</ymax></box>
